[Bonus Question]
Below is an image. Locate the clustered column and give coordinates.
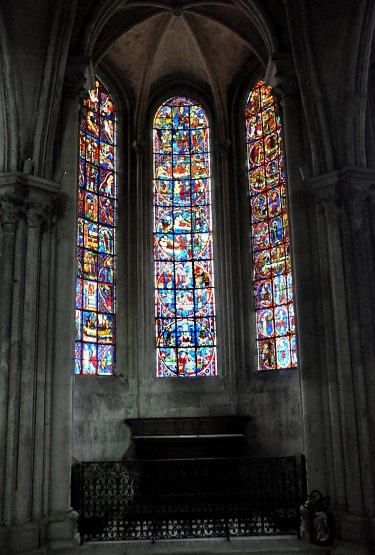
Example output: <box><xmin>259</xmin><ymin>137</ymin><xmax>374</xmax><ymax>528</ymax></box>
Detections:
<box><xmin>0</xmin><ymin>178</ymin><xmax>59</xmax><ymax>550</ymax></box>
<box><xmin>267</xmin><ymin>55</ymin><xmax>375</xmax><ymax>543</ymax></box>
<box><xmin>312</xmin><ymin>171</ymin><xmax>375</xmax><ymax>542</ymax></box>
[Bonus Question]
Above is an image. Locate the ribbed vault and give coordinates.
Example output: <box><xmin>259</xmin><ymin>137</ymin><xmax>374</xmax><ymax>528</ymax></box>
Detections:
<box><xmin>71</xmin><ymin>0</ymin><xmax>283</xmax><ymax>129</ymax></box>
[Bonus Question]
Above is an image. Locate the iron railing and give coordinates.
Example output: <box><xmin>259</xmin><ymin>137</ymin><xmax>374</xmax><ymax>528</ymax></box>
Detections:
<box><xmin>71</xmin><ymin>455</ymin><xmax>306</xmax><ymax>542</ymax></box>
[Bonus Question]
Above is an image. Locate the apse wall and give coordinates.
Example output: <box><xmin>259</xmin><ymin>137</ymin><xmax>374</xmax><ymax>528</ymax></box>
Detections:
<box><xmin>72</xmin><ymin>371</ymin><xmax>303</xmax><ymax>461</ymax></box>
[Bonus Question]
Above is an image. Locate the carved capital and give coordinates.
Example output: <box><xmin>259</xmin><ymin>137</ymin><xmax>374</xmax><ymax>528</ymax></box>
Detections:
<box><xmin>0</xmin><ymin>192</ymin><xmax>25</xmax><ymax>229</ymax></box>
<box><xmin>314</xmin><ymin>187</ymin><xmax>342</xmax><ymax>225</ymax></box>
<box><xmin>62</xmin><ymin>57</ymin><xmax>95</xmax><ymax>102</ymax></box>
<box><xmin>342</xmin><ymin>188</ymin><xmax>368</xmax><ymax>231</ymax></box>
<box><xmin>265</xmin><ymin>54</ymin><xmax>298</xmax><ymax>100</ymax></box>
<box><xmin>310</xmin><ymin>167</ymin><xmax>375</xmax><ymax>229</ymax></box>
<box><xmin>25</xmin><ymin>200</ymin><xmax>51</xmax><ymax>229</ymax></box>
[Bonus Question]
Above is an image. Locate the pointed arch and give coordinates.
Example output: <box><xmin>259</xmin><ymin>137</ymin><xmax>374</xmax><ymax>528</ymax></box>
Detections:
<box><xmin>153</xmin><ymin>96</ymin><xmax>217</xmax><ymax>377</ymax></box>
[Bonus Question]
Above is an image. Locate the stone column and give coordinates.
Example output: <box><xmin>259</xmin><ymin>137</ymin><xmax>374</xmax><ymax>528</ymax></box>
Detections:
<box><xmin>313</xmin><ymin>189</ymin><xmax>346</xmax><ymax>509</ymax></box>
<box><xmin>215</xmin><ymin>138</ymin><xmax>236</xmax><ymax>407</ymax></box>
<box><xmin>310</xmin><ymin>169</ymin><xmax>375</xmax><ymax>543</ymax></box>
<box><xmin>15</xmin><ymin>201</ymin><xmax>45</xmax><ymax>524</ymax></box>
<box><xmin>266</xmin><ymin>55</ymin><xmax>329</xmax><ymax>493</ymax></box>
<box><xmin>132</xmin><ymin>139</ymin><xmax>146</xmax><ymax>417</ymax></box>
<box><xmin>3</xmin><ymin>197</ymin><xmax>26</xmax><ymax>530</ymax></box>
<box><xmin>48</xmin><ymin>57</ymin><xmax>94</xmax><ymax>550</ymax></box>
<box><xmin>0</xmin><ymin>192</ymin><xmax>23</xmax><ymax>527</ymax></box>
<box><xmin>267</xmin><ymin>54</ymin><xmax>375</xmax><ymax>545</ymax></box>
<box><xmin>0</xmin><ymin>174</ymin><xmax>61</xmax><ymax>553</ymax></box>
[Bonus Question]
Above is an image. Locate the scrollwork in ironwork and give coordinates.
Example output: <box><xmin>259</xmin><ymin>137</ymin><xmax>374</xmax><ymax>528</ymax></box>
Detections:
<box><xmin>72</xmin><ymin>456</ymin><xmax>305</xmax><ymax>543</ymax></box>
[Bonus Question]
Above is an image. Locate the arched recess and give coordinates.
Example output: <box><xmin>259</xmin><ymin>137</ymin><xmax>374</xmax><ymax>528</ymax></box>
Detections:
<box><xmin>153</xmin><ymin>95</ymin><xmax>217</xmax><ymax>377</ymax></box>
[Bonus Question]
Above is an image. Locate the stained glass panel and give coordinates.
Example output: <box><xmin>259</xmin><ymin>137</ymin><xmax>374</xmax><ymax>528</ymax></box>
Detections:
<box><xmin>74</xmin><ymin>78</ymin><xmax>116</xmax><ymax>375</ymax></box>
<box><xmin>153</xmin><ymin>97</ymin><xmax>217</xmax><ymax>377</ymax></box>
<box><xmin>246</xmin><ymin>80</ymin><xmax>297</xmax><ymax>370</ymax></box>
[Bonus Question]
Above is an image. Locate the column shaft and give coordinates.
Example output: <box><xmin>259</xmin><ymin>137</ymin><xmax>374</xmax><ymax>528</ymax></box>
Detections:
<box><xmin>0</xmin><ymin>197</ymin><xmax>20</xmax><ymax>525</ymax></box>
<box><xmin>4</xmin><ymin>218</ymin><xmax>26</xmax><ymax>527</ymax></box>
<box><xmin>15</xmin><ymin>205</ymin><xmax>43</xmax><ymax>523</ymax></box>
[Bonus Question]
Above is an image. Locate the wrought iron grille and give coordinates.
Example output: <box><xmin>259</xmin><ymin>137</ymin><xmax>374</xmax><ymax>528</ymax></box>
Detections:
<box><xmin>71</xmin><ymin>455</ymin><xmax>306</xmax><ymax>542</ymax></box>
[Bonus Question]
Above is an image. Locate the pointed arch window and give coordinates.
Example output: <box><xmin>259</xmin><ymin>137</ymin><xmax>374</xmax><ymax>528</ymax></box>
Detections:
<box><xmin>74</xmin><ymin>78</ymin><xmax>117</xmax><ymax>375</ymax></box>
<box><xmin>246</xmin><ymin>80</ymin><xmax>297</xmax><ymax>370</ymax></box>
<box><xmin>153</xmin><ymin>96</ymin><xmax>217</xmax><ymax>377</ymax></box>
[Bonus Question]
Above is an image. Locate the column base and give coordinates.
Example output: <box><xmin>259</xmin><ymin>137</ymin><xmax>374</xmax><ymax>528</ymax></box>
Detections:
<box><xmin>48</xmin><ymin>509</ymin><xmax>80</xmax><ymax>551</ymax></box>
<box><xmin>335</xmin><ymin>509</ymin><xmax>374</xmax><ymax>546</ymax></box>
<box><xmin>0</xmin><ymin>520</ymin><xmax>48</xmax><ymax>554</ymax></box>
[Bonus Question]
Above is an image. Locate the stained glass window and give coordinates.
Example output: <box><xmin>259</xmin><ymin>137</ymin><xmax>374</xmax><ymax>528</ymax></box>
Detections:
<box><xmin>153</xmin><ymin>96</ymin><xmax>217</xmax><ymax>377</ymax></box>
<box><xmin>246</xmin><ymin>80</ymin><xmax>297</xmax><ymax>370</ymax></box>
<box><xmin>74</xmin><ymin>78</ymin><xmax>116</xmax><ymax>375</ymax></box>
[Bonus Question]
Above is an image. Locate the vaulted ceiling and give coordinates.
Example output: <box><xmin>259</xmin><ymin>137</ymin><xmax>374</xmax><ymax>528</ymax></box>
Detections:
<box><xmin>72</xmin><ymin>0</ymin><xmax>286</xmax><ymax>112</ymax></box>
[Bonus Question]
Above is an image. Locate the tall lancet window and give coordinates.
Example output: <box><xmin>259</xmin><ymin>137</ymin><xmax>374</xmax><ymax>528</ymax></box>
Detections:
<box><xmin>246</xmin><ymin>80</ymin><xmax>297</xmax><ymax>370</ymax></box>
<box><xmin>75</xmin><ymin>78</ymin><xmax>117</xmax><ymax>375</ymax></box>
<box><xmin>153</xmin><ymin>97</ymin><xmax>217</xmax><ymax>377</ymax></box>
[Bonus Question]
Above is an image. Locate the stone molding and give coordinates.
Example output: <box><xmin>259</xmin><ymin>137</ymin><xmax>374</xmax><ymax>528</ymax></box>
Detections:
<box><xmin>309</xmin><ymin>166</ymin><xmax>375</xmax><ymax>227</ymax></box>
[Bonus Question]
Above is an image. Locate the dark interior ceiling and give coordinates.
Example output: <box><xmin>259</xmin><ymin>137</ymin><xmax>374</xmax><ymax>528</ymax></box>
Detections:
<box><xmin>72</xmin><ymin>1</ymin><xmax>283</xmax><ymax>109</ymax></box>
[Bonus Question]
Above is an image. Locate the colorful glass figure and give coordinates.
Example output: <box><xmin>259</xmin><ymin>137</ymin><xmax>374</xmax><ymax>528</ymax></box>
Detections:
<box><xmin>246</xmin><ymin>80</ymin><xmax>297</xmax><ymax>370</ymax></box>
<box><xmin>154</xmin><ymin>97</ymin><xmax>217</xmax><ymax>377</ymax></box>
<box><xmin>75</xmin><ymin>78</ymin><xmax>116</xmax><ymax>375</ymax></box>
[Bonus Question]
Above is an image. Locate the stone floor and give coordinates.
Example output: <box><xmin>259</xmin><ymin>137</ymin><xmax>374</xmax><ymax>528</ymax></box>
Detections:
<box><xmin>55</xmin><ymin>537</ymin><xmax>371</xmax><ymax>555</ymax></box>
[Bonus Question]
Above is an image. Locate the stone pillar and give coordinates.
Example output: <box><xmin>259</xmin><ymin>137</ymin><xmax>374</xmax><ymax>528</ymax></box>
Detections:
<box><xmin>266</xmin><ymin>55</ymin><xmax>329</xmax><ymax>493</ymax></box>
<box><xmin>0</xmin><ymin>174</ymin><xmax>61</xmax><ymax>553</ymax></box>
<box><xmin>267</xmin><ymin>54</ymin><xmax>375</xmax><ymax>546</ymax></box>
<box><xmin>311</xmin><ymin>169</ymin><xmax>375</xmax><ymax>544</ymax></box>
<box><xmin>15</xmin><ymin>202</ymin><xmax>47</xmax><ymax>524</ymax></box>
<box><xmin>0</xmin><ymin>192</ymin><xmax>23</xmax><ymax>527</ymax></box>
<box><xmin>215</xmin><ymin>138</ymin><xmax>236</xmax><ymax>405</ymax></box>
<box><xmin>132</xmin><ymin>139</ymin><xmax>147</xmax><ymax>416</ymax></box>
<box><xmin>48</xmin><ymin>57</ymin><xmax>94</xmax><ymax>550</ymax></box>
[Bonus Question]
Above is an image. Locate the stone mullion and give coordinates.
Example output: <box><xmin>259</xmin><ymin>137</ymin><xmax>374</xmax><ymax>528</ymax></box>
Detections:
<box><xmin>343</xmin><ymin>191</ymin><xmax>375</xmax><ymax>518</ymax></box>
<box><xmin>32</xmin><ymin>206</ymin><xmax>53</xmax><ymax>522</ymax></box>
<box><xmin>15</xmin><ymin>203</ymin><xmax>44</xmax><ymax>524</ymax></box>
<box><xmin>0</xmin><ymin>196</ymin><xmax>22</xmax><ymax>526</ymax></box>
<box><xmin>133</xmin><ymin>140</ymin><xmax>145</xmax><ymax>411</ymax></box>
<box><xmin>216</xmin><ymin>139</ymin><xmax>235</xmax><ymax>399</ymax></box>
<box><xmin>4</xmin><ymin>216</ymin><xmax>26</xmax><ymax>528</ymax></box>
<box><xmin>314</xmin><ymin>197</ymin><xmax>346</xmax><ymax>508</ymax></box>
